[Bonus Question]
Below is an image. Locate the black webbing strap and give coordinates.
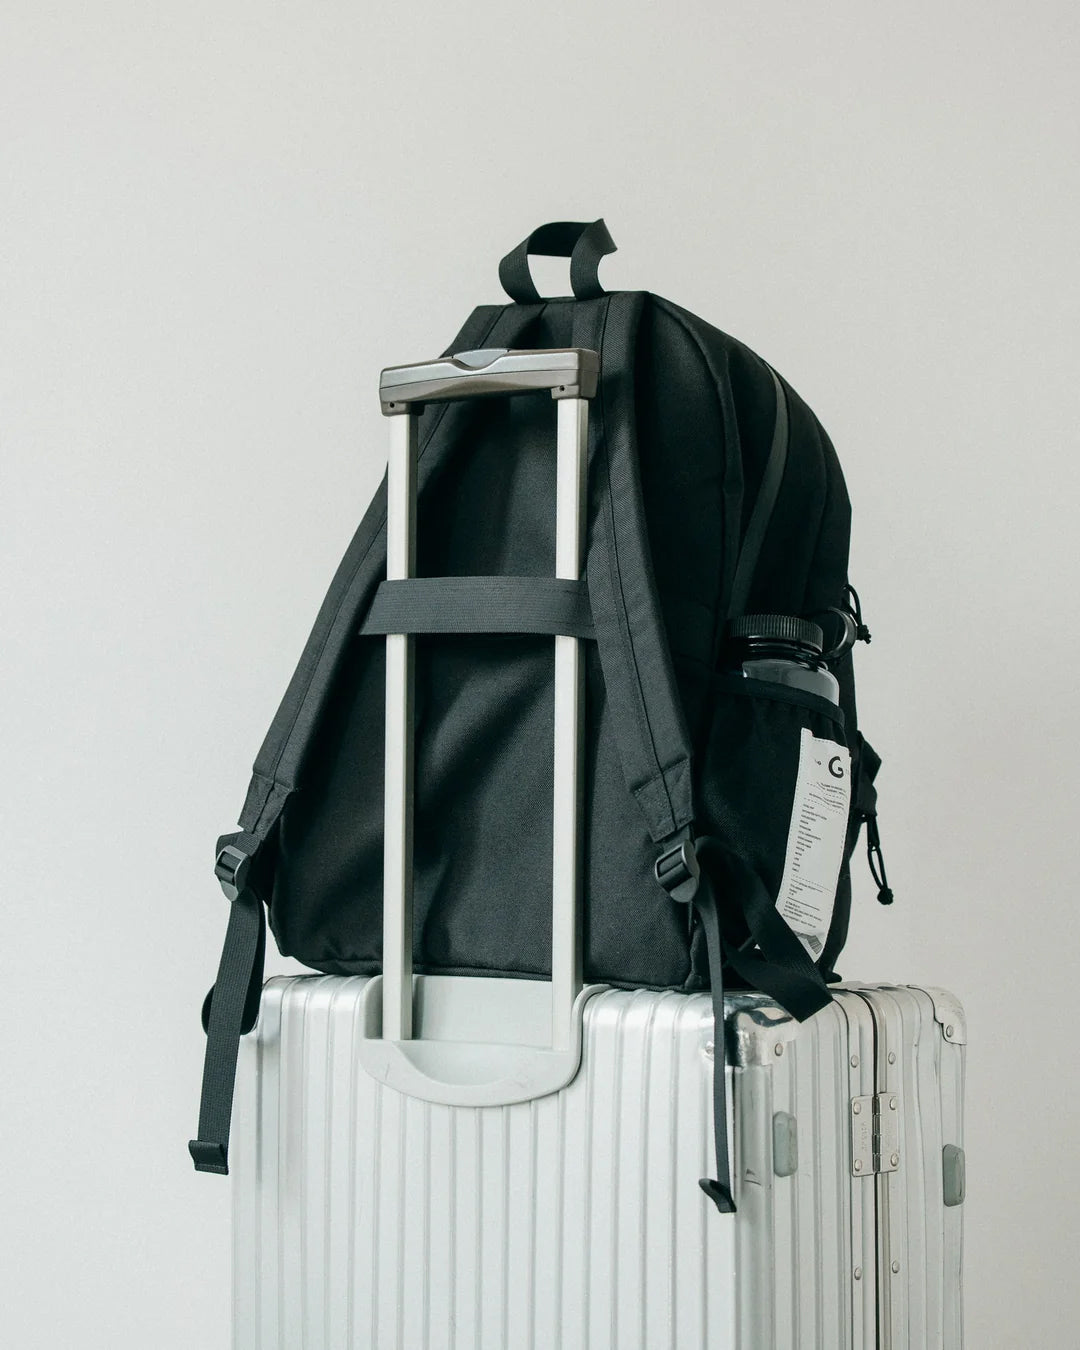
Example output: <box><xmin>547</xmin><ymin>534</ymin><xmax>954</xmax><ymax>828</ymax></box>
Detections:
<box><xmin>701</xmin><ymin>841</ymin><xmax>833</xmax><ymax>1022</ymax></box>
<box><xmin>359</xmin><ymin>576</ymin><xmax>595</xmax><ymax>639</ymax></box>
<box><xmin>499</xmin><ymin>220</ymin><xmax>616</xmax><ymax>303</ymax></box>
<box><xmin>188</xmin><ymin>832</ymin><xmax>265</xmax><ymax>1174</ymax></box>
<box><xmin>727</xmin><ymin>368</ymin><xmax>790</xmax><ymax>620</ymax></box>
<box><xmin>654</xmin><ymin>834</ymin><xmax>733</xmax><ymax>1213</ymax></box>
<box><xmin>688</xmin><ymin>870</ymin><xmax>737</xmax><ymax>1213</ymax></box>
<box><xmin>657</xmin><ymin>834</ymin><xmax>833</xmax><ymax>1213</ymax></box>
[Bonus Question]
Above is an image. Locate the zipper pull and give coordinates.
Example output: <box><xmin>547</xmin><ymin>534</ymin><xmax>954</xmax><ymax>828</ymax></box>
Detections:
<box><xmin>864</xmin><ymin>812</ymin><xmax>894</xmax><ymax>905</ymax></box>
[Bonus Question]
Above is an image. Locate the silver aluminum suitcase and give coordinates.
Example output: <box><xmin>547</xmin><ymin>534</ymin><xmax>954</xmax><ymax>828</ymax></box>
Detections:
<box><xmin>231</xmin><ymin>349</ymin><xmax>965</xmax><ymax>1347</ymax></box>
<box><xmin>231</xmin><ymin>977</ymin><xmax>965</xmax><ymax>1349</ymax></box>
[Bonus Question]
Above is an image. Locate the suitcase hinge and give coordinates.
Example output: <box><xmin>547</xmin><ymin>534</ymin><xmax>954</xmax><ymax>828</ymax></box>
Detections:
<box><xmin>850</xmin><ymin>1093</ymin><xmax>900</xmax><ymax>1177</ymax></box>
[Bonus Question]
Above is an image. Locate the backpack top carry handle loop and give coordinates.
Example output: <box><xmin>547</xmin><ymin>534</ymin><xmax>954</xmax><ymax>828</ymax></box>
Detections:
<box><xmin>499</xmin><ymin>219</ymin><xmax>616</xmax><ymax>303</ymax></box>
<box><xmin>380</xmin><ymin>346</ymin><xmax>598</xmax><ymax>413</ymax></box>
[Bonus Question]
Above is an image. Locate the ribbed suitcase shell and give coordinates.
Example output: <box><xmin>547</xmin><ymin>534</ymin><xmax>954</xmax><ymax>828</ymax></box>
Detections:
<box><xmin>231</xmin><ymin>978</ymin><xmax>964</xmax><ymax>1349</ymax></box>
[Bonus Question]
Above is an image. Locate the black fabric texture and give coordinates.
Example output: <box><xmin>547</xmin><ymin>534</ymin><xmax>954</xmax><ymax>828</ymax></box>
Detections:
<box><xmin>700</xmin><ymin>839</ymin><xmax>832</xmax><ymax>1020</ymax></box>
<box><xmin>270</xmin><ymin>295</ymin><xmax>701</xmax><ymax>989</ymax></box>
<box><xmin>236</xmin><ymin>301</ymin><xmax>544</xmax><ymax>847</ymax></box>
<box><xmin>571</xmin><ymin>294</ymin><xmax>696</xmax><ymax>846</ymax></box>
<box><xmin>727</xmin><ymin>369</ymin><xmax>789</xmax><ymax>621</ymax></box>
<box><xmin>360</xmin><ymin>576</ymin><xmax>595</xmax><ymax>640</ymax></box>
<box><xmin>695</xmin><ymin>674</ymin><xmax>849</xmax><ymax>993</ymax></box>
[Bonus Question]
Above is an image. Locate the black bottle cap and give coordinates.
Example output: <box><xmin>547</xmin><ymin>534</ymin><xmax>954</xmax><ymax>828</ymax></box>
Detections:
<box><xmin>727</xmin><ymin>614</ymin><xmax>824</xmax><ymax>654</ymax></box>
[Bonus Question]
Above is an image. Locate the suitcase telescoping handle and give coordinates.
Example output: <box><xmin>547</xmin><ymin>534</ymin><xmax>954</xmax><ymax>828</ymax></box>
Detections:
<box><xmin>379</xmin><ymin>346</ymin><xmax>599</xmax><ymax>411</ymax></box>
<box><xmin>356</xmin><ymin>348</ymin><xmax>603</xmax><ymax>1109</ymax></box>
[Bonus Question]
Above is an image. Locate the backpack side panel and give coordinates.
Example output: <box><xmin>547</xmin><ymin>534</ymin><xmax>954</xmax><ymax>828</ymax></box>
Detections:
<box><xmin>653</xmin><ymin>300</ymin><xmax>867</xmax><ymax>978</ymax></box>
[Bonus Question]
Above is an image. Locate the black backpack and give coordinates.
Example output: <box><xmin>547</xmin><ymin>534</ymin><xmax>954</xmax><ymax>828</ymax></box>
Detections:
<box><xmin>190</xmin><ymin>220</ymin><xmax>890</xmax><ymax>1209</ymax></box>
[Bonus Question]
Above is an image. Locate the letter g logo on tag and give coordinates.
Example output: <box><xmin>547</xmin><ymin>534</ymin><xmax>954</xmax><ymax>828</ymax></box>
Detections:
<box><xmin>828</xmin><ymin>755</ymin><xmax>846</xmax><ymax>779</ymax></box>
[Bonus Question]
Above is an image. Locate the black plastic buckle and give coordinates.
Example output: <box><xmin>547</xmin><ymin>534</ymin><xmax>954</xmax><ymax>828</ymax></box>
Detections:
<box><xmin>654</xmin><ymin>837</ymin><xmax>700</xmax><ymax>906</ymax></box>
<box><xmin>214</xmin><ymin>843</ymin><xmax>252</xmax><ymax>902</ymax></box>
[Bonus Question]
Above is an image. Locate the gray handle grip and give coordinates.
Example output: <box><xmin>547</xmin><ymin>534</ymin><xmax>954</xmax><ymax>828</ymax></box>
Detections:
<box><xmin>380</xmin><ymin>347</ymin><xmax>598</xmax><ymax>414</ymax></box>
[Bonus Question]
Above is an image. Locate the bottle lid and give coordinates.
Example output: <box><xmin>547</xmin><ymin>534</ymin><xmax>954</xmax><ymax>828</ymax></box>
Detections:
<box><xmin>727</xmin><ymin>614</ymin><xmax>824</xmax><ymax>654</ymax></box>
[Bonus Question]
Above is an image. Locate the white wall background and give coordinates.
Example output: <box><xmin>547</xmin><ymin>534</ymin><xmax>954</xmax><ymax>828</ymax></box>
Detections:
<box><xmin>3</xmin><ymin>3</ymin><xmax>1077</xmax><ymax>1346</ymax></box>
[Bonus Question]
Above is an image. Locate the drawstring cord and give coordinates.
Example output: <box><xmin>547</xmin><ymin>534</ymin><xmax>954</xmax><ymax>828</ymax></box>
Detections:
<box><xmin>864</xmin><ymin>812</ymin><xmax>894</xmax><ymax>905</ymax></box>
<box><xmin>844</xmin><ymin>583</ymin><xmax>872</xmax><ymax>645</ymax></box>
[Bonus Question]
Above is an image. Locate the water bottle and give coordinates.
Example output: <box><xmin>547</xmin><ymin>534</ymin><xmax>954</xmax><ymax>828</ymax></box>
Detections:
<box><xmin>724</xmin><ymin>614</ymin><xmax>839</xmax><ymax>704</ymax></box>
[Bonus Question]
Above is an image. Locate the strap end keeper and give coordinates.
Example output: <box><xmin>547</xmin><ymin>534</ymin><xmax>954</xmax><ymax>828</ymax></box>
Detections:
<box><xmin>699</xmin><ymin>1176</ymin><xmax>737</xmax><ymax>1214</ymax></box>
<box><xmin>189</xmin><ymin>1139</ymin><xmax>229</xmax><ymax>1175</ymax></box>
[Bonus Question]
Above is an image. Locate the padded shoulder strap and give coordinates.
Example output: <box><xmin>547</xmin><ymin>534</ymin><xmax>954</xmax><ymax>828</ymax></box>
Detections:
<box><xmin>572</xmin><ymin>293</ymin><xmax>695</xmax><ymax>844</ymax></box>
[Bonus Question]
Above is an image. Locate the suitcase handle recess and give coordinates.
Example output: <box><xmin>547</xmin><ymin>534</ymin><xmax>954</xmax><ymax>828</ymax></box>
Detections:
<box><xmin>357</xmin><ymin>348</ymin><xmax>604</xmax><ymax>1109</ymax></box>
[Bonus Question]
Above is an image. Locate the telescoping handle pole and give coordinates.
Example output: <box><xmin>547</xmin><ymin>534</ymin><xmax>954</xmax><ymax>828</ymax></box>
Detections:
<box><xmin>368</xmin><ymin>347</ymin><xmax>598</xmax><ymax>1106</ymax></box>
<box><xmin>382</xmin><ymin>407</ymin><xmax>417</xmax><ymax>1043</ymax></box>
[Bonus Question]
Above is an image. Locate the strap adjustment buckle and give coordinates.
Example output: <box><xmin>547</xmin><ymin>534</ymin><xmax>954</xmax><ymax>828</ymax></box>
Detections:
<box><xmin>214</xmin><ymin>843</ymin><xmax>252</xmax><ymax>902</ymax></box>
<box><xmin>654</xmin><ymin>837</ymin><xmax>701</xmax><ymax>906</ymax></box>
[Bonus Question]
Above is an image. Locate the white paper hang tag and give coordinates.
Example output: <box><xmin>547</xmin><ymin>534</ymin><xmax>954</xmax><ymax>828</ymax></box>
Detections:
<box><xmin>775</xmin><ymin>727</ymin><xmax>852</xmax><ymax>960</ymax></box>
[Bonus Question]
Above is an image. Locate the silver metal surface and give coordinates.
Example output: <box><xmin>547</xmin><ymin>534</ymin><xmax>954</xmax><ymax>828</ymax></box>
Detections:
<box><xmin>380</xmin><ymin>346</ymin><xmax>599</xmax><ymax>412</ymax></box>
<box><xmin>550</xmin><ymin>396</ymin><xmax>587</xmax><ymax>1050</ymax></box>
<box><xmin>837</xmin><ymin>991</ymin><xmax>880</xmax><ymax>1350</ymax></box>
<box><xmin>382</xmin><ymin>411</ymin><xmax>417</xmax><ymax>1042</ymax></box>
<box><xmin>730</xmin><ymin>998</ymin><xmax>800</xmax><ymax>1066</ymax></box>
<box><xmin>735</xmin><ymin>993</ymin><xmax>872</xmax><ymax>1349</ymax></box>
<box><xmin>876</xmin><ymin>1094</ymin><xmax>901</xmax><ymax>1175</ymax></box>
<box><xmin>921</xmin><ymin>986</ymin><xmax>968</xmax><ymax>1044</ymax></box>
<box><xmin>848</xmin><ymin>983</ymin><xmax>966</xmax><ymax>1350</ymax></box>
<box><xmin>234</xmin><ymin>978</ymin><xmax>964</xmax><ymax>1349</ymax></box>
<box><xmin>851</xmin><ymin>1096</ymin><xmax>874</xmax><ymax>1176</ymax></box>
<box><xmin>867</xmin><ymin>990</ymin><xmax>896</xmax><ymax>1348</ymax></box>
<box><xmin>772</xmin><ymin>1112</ymin><xmax>799</xmax><ymax>1177</ymax></box>
<box><xmin>942</xmin><ymin>1144</ymin><xmax>966</xmax><ymax>1208</ymax></box>
<box><xmin>851</xmin><ymin>1090</ymin><xmax>902</xmax><ymax>1178</ymax></box>
<box><xmin>233</xmin><ymin>981</ymin><xmax>737</xmax><ymax>1350</ymax></box>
